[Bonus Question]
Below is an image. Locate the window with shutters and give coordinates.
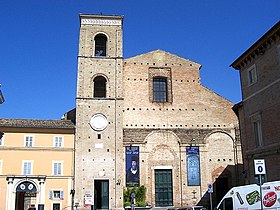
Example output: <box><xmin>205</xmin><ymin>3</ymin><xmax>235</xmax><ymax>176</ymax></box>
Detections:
<box><xmin>54</xmin><ymin>191</ymin><xmax>62</xmax><ymax>199</ymax></box>
<box><xmin>53</xmin><ymin>161</ymin><xmax>63</xmax><ymax>176</ymax></box>
<box><xmin>49</xmin><ymin>190</ymin><xmax>64</xmax><ymax>200</ymax></box>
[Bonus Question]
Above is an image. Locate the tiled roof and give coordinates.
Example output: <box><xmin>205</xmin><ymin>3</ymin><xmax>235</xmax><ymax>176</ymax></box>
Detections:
<box><xmin>0</xmin><ymin>118</ymin><xmax>75</xmax><ymax>129</ymax></box>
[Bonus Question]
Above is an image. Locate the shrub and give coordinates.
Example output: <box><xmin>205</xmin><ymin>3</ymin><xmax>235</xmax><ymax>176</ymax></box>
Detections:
<box><xmin>124</xmin><ymin>201</ymin><xmax>131</xmax><ymax>207</ymax></box>
<box><xmin>136</xmin><ymin>201</ymin><xmax>146</xmax><ymax>207</ymax></box>
<box><xmin>123</xmin><ymin>185</ymin><xmax>147</xmax><ymax>207</ymax></box>
<box><xmin>135</xmin><ymin>185</ymin><xmax>146</xmax><ymax>202</ymax></box>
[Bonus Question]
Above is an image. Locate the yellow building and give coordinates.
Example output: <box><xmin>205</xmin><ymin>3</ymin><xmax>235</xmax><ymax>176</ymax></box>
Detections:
<box><xmin>0</xmin><ymin>119</ymin><xmax>75</xmax><ymax>210</ymax></box>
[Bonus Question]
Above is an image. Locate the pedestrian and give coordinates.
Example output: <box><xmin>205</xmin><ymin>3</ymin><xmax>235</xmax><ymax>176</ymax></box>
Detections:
<box><xmin>131</xmin><ymin>192</ymin><xmax>135</xmax><ymax>210</ymax></box>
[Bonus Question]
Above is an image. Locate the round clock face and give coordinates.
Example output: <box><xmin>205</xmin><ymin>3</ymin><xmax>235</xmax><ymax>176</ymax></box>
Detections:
<box><xmin>90</xmin><ymin>114</ymin><xmax>108</xmax><ymax>131</ymax></box>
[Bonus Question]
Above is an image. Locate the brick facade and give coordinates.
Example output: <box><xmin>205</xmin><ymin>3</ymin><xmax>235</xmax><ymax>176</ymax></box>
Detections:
<box><xmin>231</xmin><ymin>21</ymin><xmax>280</xmax><ymax>183</ymax></box>
<box><xmin>75</xmin><ymin>14</ymin><xmax>242</xmax><ymax>209</ymax></box>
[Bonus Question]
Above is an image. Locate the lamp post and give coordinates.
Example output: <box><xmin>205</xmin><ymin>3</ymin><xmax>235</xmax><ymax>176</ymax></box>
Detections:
<box><xmin>70</xmin><ymin>189</ymin><xmax>75</xmax><ymax>210</ymax></box>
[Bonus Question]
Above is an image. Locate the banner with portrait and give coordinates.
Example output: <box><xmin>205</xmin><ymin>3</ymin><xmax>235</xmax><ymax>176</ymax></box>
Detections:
<box><xmin>126</xmin><ymin>146</ymin><xmax>139</xmax><ymax>186</ymax></box>
<box><xmin>187</xmin><ymin>146</ymin><xmax>201</xmax><ymax>186</ymax></box>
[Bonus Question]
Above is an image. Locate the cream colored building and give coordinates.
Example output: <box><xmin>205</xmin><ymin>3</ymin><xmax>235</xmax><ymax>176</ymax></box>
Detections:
<box><xmin>74</xmin><ymin>14</ymin><xmax>243</xmax><ymax>210</ymax></box>
<box><xmin>0</xmin><ymin>119</ymin><xmax>75</xmax><ymax>210</ymax></box>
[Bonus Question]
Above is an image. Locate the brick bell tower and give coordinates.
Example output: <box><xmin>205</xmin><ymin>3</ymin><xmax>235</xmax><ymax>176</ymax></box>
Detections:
<box><xmin>75</xmin><ymin>14</ymin><xmax>124</xmax><ymax>210</ymax></box>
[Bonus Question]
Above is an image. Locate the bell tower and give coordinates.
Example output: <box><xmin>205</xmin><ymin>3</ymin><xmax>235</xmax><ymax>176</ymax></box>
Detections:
<box><xmin>75</xmin><ymin>14</ymin><xmax>124</xmax><ymax>210</ymax></box>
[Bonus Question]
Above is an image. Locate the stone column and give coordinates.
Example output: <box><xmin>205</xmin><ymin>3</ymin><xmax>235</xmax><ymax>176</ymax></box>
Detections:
<box><xmin>38</xmin><ymin>177</ymin><xmax>46</xmax><ymax>208</ymax></box>
<box><xmin>6</xmin><ymin>177</ymin><xmax>14</xmax><ymax>210</ymax></box>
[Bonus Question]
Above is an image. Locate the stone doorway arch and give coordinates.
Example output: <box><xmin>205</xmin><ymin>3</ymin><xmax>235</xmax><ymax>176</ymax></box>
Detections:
<box><xmin>15</xmin><ymin>181</ymin><xmax>37</xmax><ymax>210</ymax></box>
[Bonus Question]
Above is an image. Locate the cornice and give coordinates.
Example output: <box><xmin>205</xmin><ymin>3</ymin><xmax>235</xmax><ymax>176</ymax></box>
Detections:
<box><xmin>231</xmin><ymin>21</ymin><xmax>280</xmax><ymax>70</ymax></box>
<box><xmin>79</xmin><ymin>14</ymin><xmax>123</xmax><ymax>27</ymax></box>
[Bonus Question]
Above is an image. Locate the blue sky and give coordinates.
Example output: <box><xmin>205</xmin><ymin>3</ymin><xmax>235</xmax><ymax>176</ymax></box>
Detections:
<box><xmin>0</xmin><ymin>0</ymin><xmax>279</xmax><ymax>119</ymax></box>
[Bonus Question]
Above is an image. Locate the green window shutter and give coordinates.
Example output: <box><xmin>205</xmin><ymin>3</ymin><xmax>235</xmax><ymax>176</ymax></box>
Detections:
<box><xmin>49</xmin><ymin>190</ymin><xmax>53</xmax><ymax>199</ymax></box>
<box><xmin>60</xmin><ymin>190</ymin><xmax>64</xmax><ymax>199</ymax></box>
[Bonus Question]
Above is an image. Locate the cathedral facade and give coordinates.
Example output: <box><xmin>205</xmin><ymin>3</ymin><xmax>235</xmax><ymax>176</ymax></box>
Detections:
<box><xmin>74</xmin><ymin>14</ymin><xmax>243</xmax><ymax>210</ymax></box>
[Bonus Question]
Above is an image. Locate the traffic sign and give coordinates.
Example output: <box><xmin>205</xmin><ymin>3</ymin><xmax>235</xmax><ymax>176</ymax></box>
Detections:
<box><xmin>208</xmin><ymin>183</ymin><xmax>213</xmax><ymax>193</ymax></box>
<box><xmin>254</xmin><ymin>159</ymin><xmax>266</xmax><ymax>175</ymax></box>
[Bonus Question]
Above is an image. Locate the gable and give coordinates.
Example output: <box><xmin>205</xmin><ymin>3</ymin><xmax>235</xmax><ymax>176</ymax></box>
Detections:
<box><xmin>125</xmin><ymin>49</ymin><xmax>201</xmax><ymax>69</ymax></box>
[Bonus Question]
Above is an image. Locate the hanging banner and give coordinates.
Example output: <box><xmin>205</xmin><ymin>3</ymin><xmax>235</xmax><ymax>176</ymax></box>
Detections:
<box><xmin>187</xmin><ymin>146</ymin><xmax>201</xmax><ymax>186</ymax></box>
<box><xmin>126</xmin><ymin>146</ymin><xmax>139</xmax><ymax>186</ymax></box>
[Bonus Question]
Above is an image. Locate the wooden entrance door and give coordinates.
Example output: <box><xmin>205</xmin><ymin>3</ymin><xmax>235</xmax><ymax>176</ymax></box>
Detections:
<box><xmin>155</xmin><ymin>169</ymin><xmax>173</xmax><ymax>207</ymax></box>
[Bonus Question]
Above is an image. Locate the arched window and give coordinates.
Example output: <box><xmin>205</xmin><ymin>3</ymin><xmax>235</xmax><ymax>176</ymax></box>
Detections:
<box><xmin>94</xmin><ymin>76</ymin><xmax>106</xmax><ymax>98</ymax></box>
<box><xmin>153</xmin><ymin>77</ymin><xmax>167</xmax><ymax>102</ymax></box>
<box><xmin>94</xmin><ymin>34</ymin><xmax>107</xmax><ymax>56</ymax></box>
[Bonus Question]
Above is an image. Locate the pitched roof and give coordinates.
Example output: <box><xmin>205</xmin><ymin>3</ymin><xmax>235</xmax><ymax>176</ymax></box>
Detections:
<box><xmin>0</xmin><ymin>118</ymin><xmax>75</xmax><ymax>129</ymax></box>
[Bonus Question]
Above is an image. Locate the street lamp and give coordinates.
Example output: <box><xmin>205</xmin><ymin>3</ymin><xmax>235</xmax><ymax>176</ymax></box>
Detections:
<box><xmin>70</xmin><ymin>189</ymin><xmax>75</xmax><ymax>210</ymax></box>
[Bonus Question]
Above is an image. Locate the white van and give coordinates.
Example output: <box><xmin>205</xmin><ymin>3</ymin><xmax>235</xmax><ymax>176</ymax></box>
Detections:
<box><xmin>186</xmin><ymin>206</ymin><xmax>205</xmax><ymax>210</ymax></box>
<box><xmin>215</xmin><ymin>181</ymin><xmax>280</xmax><ymax>210</ymax></box>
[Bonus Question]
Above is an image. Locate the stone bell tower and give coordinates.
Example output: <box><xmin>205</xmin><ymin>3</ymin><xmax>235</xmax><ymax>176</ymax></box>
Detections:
<box><xmin>75</xmin><ymin>14</ymin><xmax>124</xmax><ymax>210</ymax></box>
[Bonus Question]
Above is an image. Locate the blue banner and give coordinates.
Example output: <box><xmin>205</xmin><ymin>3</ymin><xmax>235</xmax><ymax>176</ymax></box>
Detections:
<box><xmin>187</xmin><ymin>146</ymin><xmax>200</xmax><ymax>186</ymax></box>
<box><xmin>126</xmin><ymin>146</ymin><xmax>139</xmax><ymax>186</ymax></box>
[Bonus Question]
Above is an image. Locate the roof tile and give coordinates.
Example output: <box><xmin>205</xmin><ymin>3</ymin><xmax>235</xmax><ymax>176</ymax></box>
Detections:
<box><xmin>0</xmin><ymin>118</ymin><xmax>75</xmax><ymax>129</ymax></box>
